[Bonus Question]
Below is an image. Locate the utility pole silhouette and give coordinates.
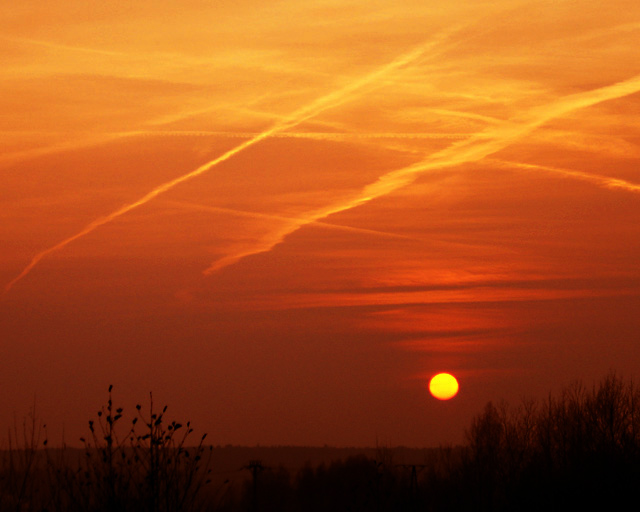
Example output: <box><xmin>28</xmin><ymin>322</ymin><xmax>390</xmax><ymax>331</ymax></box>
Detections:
<box><xmin>244</xmin><ymin>460</ymin><xmax>265</xmax><ymax>512</ymax></box>
<box><xmin>396</xmin><ymin>464</ymin><xmax>427</xmax><ymax>511</ymax></box>
<box><xmin>373</xmin><ymin>460</ymin><xmax>384</xmax><ymax>512</ymax></box>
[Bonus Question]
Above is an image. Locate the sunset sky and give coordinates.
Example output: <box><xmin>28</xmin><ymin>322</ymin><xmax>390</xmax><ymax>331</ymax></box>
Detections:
<box><xmin>2</xmin><ymin>0</ymin><xmax>640</xmax><ymax>447</ymax></box>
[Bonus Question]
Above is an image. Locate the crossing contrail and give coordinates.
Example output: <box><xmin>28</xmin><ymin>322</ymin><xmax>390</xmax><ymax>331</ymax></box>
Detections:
<box><xmin>4</xmin><ymin>32</ymin><xmax>456</xmax><ymax>293</ymax></box>
<box><xmin>165</xmin><ymin>200</ymin><xmax>419</xmax><ymax>241</ymax></box>
<box><xmin>201</xmin><ymin>73</ymin><xmax>640</xmax><ymax>275</ymax></box>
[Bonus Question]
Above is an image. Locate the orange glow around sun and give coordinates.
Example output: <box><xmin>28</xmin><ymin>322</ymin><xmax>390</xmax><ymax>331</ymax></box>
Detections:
<box><xmin>429</xmin><ymin>373</ymin><xmax>459</xmax><ymax>401</ymax></box>
<box><xmin>1</xmin><ymin>0</ymin><xmax>640</xmax><ymax>448</ymax></box>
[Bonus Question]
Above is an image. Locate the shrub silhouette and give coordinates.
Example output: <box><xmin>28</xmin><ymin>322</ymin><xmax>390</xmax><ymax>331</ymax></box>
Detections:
<box><xmin>0</xmin><ymin>408</ymin><xmax>48</xmax><ymax>511</ymax></box>
<box><xmin>46</xmin><ymin>386</ymin><xmax>213</xmax><ymax>512</ymax></box>
<box><xmin>3</xmin><ymin>374</ymin><xmax>640</xmax><ymax>511</ymax></box>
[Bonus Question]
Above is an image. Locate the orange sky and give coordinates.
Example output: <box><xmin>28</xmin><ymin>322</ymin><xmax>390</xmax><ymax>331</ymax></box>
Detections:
<box><xmin>2</xmin><ymin>0</ymin><xmax>640</xmax><ymax>447</ymax></box>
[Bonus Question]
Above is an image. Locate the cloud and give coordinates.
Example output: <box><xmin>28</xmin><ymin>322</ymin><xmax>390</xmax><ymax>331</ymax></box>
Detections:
<box><xmin>3</xmin><ymin>31</ymin><xmax>456</xmax><ymax>293</ymax></box>
<box><xmin>166</xmin><ymin>200</ymin><xmax>419</xmax><ymax>241</ymax></box>
<box><xmin>201</xmin><ymin>73</ymin><xmax>640</xmax><ymax>275</ymax></box>
<box><xmin>492</xmin><ymin>159</ymin><xmax>640</xmax><ymax>193</ymax></box>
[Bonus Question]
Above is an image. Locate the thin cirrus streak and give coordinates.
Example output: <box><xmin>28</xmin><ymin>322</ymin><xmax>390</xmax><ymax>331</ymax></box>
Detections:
<box><xmin>203</xmin><ymin>73</ymin><xmax>640</xmax><ymax>275</ymax></box>
<box><xmin>0</xmin><ymin>34</ymin><xmax>126</xmax><ymax>57</ymax></box>
<box><xmin>422</xmin><ymin>108</ymin><xmax>506</xmax><ymax>126</ymax></box>
<box><xmin>0</xmin><ymin>132</ymin><xmax>134</xmax><ymax>168</ymax></box>
<box><xmin>3</xmin><ymin>31</ymin><xmax>458</xmax><ymax>294</ymax></box>
<box><xmin>0</xmin><ymin>130</ymin><xmax>469</xmax><ymax>168</ymax></box>
<box><xmin>492</xmin><ymin>159</ymin><xmax>640</xmax><ymax>193</ymax></box>
<box><xmin>165</xmin><ymin>200</ymin><xmax>419</xmax><ymax>241</ymax></box>
<box><xmin>1</xmin><ymin>34</ymin><xmax>293</xmax><ymax>76</ymax></box>
<box><xmin>170</xmin><ymin>199</ymin><xmax>499</xmax><ymax>254</ymax></box>
<box><xmin>136</xmin><ymin>130</ymin><xmax>470</xmax><ymax>141</ymax></box>
<box><xmin>205</xmin><ymin>279</ymin><xmax>625</xmax><ymax>313</ymax></box>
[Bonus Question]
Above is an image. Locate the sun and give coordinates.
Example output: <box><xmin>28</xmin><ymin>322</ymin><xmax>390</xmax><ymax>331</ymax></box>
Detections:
<box><xmin>429</xmin><ymin>373</ymin><xmax>459</xmax><ymax>400</ymax></box>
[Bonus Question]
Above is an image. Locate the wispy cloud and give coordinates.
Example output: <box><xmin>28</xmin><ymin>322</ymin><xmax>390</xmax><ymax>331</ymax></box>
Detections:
<box><xmin>202</xmin><ymin>73</ymin><xmax>640</xmax><ymax>275</ymax></box>
<box><xmin>3</xmin><ymin>30</ymin><xmax>458</xmax><ymax>293</ymax></box>
<box><xmin>166</xmin><ymin>200</ymin><xmax>419</xmax><ymax>241</ymax></box>
<box><xmin>0</xmin><ymin>34</ymin><xmax>127</xmax><ymax>58</ymax></box>
<box><xmin>208</xmin><ymin>277</ymin><xmax>638</xmax><ymax>312</ymax></box>
<box><xmin>492</xmin><ymin>159</ymin><xmax>640</xmax><ymax>193</ymax></box>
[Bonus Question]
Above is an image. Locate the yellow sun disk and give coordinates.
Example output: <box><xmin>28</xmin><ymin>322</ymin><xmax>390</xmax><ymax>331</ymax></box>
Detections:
<box><xmin>429</xmin><ymin>373</ymin><xmax>459</xmax><ymax>400</ymax></box>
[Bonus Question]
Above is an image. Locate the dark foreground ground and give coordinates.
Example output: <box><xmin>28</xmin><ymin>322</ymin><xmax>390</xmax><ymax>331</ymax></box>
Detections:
<box><xmin>2</xmin><ymin>373</ymin><xmax>640</xmax><ymax>511</ymax></box>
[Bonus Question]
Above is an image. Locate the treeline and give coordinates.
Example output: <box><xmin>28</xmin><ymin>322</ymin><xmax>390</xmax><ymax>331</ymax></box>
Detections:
<box><xmin>2</xmin><ymin>373</ymin><xmax>640</xmax><ymax>511</ymax></box>
<box><xmin>456</xmin><ymin>372</ymin><xmax>640</xmax><ymax>511</ymax></box>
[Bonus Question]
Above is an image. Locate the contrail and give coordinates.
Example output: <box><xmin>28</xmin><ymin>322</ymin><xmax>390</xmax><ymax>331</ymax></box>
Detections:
<box><xmin>0</xmin><ymin>132</ymin><xmax>135</xmax><ymax>168</ymax></box>
<box><xmin>0</xmin><ymin>34</ymin><xmax>126</xmax><ymax>57</ymax></box>
<box><xmin>202</xmin><ymin>73</ymin><xmax>640</xmax><ymax>275</ymax></box>
<box><xmin>165</xmin><ymin>200</ymin><xmax>419</xmax><ymax>241</ymax></box>
<box><xmin>493</xmin><ymin>159</ymin><xmax>640</xmax><ymax>193</ymax></box>
<box><xmin>422</xmin><ymin>108</ymin><xmax>506</xmax><ymax>126</ymax></box>
<box><xmin>4</xmin><ymin>32</ymin><xmax>455</xmax><ymax>293</ymax></box>
<box><xmin>0</xmin><ymin>129</ymin><xmax>469</xmax><ymax>168</ymax></box>
<box><xmin>135</xmin><ymin>130</ymin><xmax>470</xmax><ymax>141</ymax></box>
